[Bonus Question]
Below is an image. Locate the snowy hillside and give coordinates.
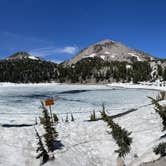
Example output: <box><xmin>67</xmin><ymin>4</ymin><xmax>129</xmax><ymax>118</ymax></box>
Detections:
<box><xmin>0</xmin><ymin>84</ymin><xmax>166</xmax><ymax>166</ymax></box>
<box><xmin>1</xmin><ymin>99</ymin><xmax>166</xmax><ymax>166</ymax></box>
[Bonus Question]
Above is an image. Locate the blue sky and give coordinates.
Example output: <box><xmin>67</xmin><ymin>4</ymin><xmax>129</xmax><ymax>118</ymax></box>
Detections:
<box><xmin>0</xmin><ymin>0</ymin><xmax>165</xmax><ymax>62</ymax></box>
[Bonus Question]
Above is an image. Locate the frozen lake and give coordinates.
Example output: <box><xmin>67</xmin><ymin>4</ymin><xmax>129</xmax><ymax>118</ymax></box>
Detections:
<box><xmin>0</xmin><ymin>84</ymin><xmax>158</xmax><ymax>124</ymax></box>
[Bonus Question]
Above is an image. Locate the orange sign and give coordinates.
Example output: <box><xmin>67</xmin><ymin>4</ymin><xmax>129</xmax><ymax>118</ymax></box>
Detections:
<box><xmin>45</xmin><ymin>99</ymin><xmax>54</xmax><ymax>106</ymax></box>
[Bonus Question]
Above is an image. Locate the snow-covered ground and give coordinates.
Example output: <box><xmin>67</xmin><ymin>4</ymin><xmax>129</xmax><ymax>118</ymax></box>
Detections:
<box><xmin>0</xmin><ymin>83</ymin><xmax>165</xmax><ymax>166</ymax></box>
<box><xmin>109</xmin><ymin>82</ymin><xmax>166</xmax><ymax>91</ymax></box>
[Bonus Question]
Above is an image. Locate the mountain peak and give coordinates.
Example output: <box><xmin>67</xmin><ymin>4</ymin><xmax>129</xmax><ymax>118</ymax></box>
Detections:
<box><xmin>64</xmin><ymin>39</ymin><xmax>156</xmax><ymax>65</ymax></box>
<box><xmin>96</xmin><ymin>39</ymin><xmax>115</xmax><ymax>44</ymax></box>
<box><xmin>7</xmin><ymin>52</ymin><xmax>40</xmax><ymax>60</ymax></box>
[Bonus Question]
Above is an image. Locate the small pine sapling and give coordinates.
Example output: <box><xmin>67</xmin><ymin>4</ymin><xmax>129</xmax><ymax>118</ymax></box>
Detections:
<box><xmin>65</xmin><ymin>114</ymin><xmax>69</xmax><ymax>123</ymax></box>
<box><xmin>35</xmin><ymin>128</ymin><xmax>49</xmax><ymax>165</ymax></box>
<box><xmin>40</xmin><ymin>102</ymin><xmax>58</xmax><ymax>152</ymax></box>
<box><xmin>101</xmin><ymin>109</ymin><xmax>132</xmax><ymax>158</ymax></box>
<box><xmin>53</xmin><ymin>113</ymin><xmax>59</xmax><ymax>124</ymax></box>
<box><xmin>71</xmin><ymin>113</ymin><xmax>75</xmax><ymax>121</ymax></box>
<box><xmin>90</xmin><ymin>110</ymin><xmax>97</xmax><ymax>121</ymax></box>
<box><xmin>100</xmin><ymin>103</ymin><xmax>108</xmax><ymax>121</ymax></box>
<box><xmin>148</xmin><ymin>96</ymin><xmax>166</xmax><ymax>131</ymax></box>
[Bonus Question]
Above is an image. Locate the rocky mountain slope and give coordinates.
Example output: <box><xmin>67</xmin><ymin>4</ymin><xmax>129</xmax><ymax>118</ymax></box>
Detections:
<box><xmin>64</xmin><ymin>39</ymin><xmax>156</xmax><ymax>66</ymax></box>
<box><xmin>7</xmin><ymin>51</ymin><xmax>40</xmax><ymax>60</ymax></box>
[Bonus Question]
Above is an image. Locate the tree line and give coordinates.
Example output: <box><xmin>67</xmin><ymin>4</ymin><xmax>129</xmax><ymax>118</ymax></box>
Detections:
<box><xmin>0</xmin><ymin>57</ymin><xmax>165</xmax><ymax>83</ymax></box>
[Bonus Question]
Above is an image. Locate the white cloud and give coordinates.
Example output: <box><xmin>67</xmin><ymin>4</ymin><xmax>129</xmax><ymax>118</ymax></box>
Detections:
<box><xmin>57</xmin><ymin>46</ymin><xmax>78</xmax><ymax>54</ymax></box>
<box><xmin>29</xmin><ymin>46</ymin><xmax>78</xmax><ymax>57</ymax></box>
<box><xmin>50</xmin><ymin>59</ymin><xmax>63</xmax><ymax>64</ymax></box>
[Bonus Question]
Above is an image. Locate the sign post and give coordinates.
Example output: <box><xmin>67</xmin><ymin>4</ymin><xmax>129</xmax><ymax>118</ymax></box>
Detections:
<box><xmin>44</xmin><ymin>99</ymin><xmax>55</xmax><ymax>123</ymax></box>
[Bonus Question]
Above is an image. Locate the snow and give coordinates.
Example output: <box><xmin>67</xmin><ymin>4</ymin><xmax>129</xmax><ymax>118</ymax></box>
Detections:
<box><xmin>87</xmin><ymin>53</ymin><xmax>96</xmax><ymax>58</ymax></box>
<box><xmin>28</xmin><ymin>56</ymin><xmax>39</xmax><ymax>60</ymax></box>
<box><xmin>128</xmin><ymin>53</ymin><xmax>142</xmax><ymax>61</ymax></box>
<box><xmin>0</xmin><ymin>83</ymin><xmax>165</xmax><ymax>166</ymax></box>
<box><xmin>108</xmin><ymin>82</ymin><xmax>166</xmax><ymax>91</ymax></box>
<box><xmin>150</xmin><ymin>66</ymin><xmax>158</xmax><ymax>79</ymax></box>
<box><xmin>110</xmin><ymin>53</ymin><xmax>117</xmax><ymax>58</ymax></box>
<box><xmin>100</xmin><ymin>55</ymin><xmax>105</xmax><ymax>60</ymax></box>
<box><xmin>104</xmin><ymin>51</ymin><xmax>110</xmax><ymax>55</ymax></box>
<box><xmin>126</xmin><ymin>64</ymin><xmax>132</xmax><ymax>69</ymax></box>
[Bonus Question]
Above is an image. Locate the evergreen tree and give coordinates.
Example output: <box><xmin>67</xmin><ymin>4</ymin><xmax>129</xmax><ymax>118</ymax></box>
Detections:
<box><xmin>101</xmin><ymin>109</ymin><xmax>132</xmax><ymax>158</ymax></box>
<box><xmin>149</xmin><ymin>97</ymin><xmax>166</xmax><ymax>131</ymax></box>
<box><xmin>40</xmin><ymin>102</ymin><xmax>58</xmax><ymax>152</ymax></box>
<box><xmin>153</xmin><ymin>142</ymin><xmax>166</xmax><ymax>157</ymax></box>
<box><xmin>35</xmin><ymin>128</ymin><xmax>49</xmax><ymax>165</ymax></box>
<box><xmin>158</xmin><ymin>65</ymin><xmax>163</xmax><ymax>77</ymax></box>
<box><xmin>71</xmin><ymin>113</ymin><xmax>75</xmax><ymax>121</ymax></box>
<box><xmin>90</xmin><ymin>110</ymin><xmax>97</xmax><ymax>121</ymax></box>
<box><xmin>65</xmin><ymin>114</ymin><xmax>69</xmax><ymax>123</ymax></box>
<box><xmin>53</xmin><ymin>113</ymin><xmax>59</xmax><ymax>124</ymax></box>
<box><xmin>163</xmin><ymin>68</ymin><xmax>166</xmax><ymax>81</ymax></box>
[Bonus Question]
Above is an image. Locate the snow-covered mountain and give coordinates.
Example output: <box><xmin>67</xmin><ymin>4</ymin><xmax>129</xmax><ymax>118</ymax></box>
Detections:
<box><xmin>64</xmin><ymin>39</ymin><xmax>156</xmax><ymax>66</ymax></box>
<box><xmin>6</xmin><ymin>51</ymin><xmax>40</xmax><ymax>61</ymax></box>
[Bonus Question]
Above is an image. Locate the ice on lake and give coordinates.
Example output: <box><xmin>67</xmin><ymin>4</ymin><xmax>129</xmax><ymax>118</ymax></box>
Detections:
<box><xmin>0</xmin><ymin>84</ymin><xmax>158</xmax><ymax>124</ymax></box>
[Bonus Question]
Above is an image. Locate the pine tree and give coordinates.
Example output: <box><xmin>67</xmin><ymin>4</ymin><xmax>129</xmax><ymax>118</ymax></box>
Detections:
<box><xmin>40</xmin><ymin>102</ymin><xmax>58</xmax><ymax>152</ymax></box>
<box><xmin>163</xmin><ymin>67</ymin><xmax>166</xmax><ymax>81</ymax></box>
<box><xmin>35</xmin><ymin>128</ymin><xmax>49</xmax><ymax>165</ymax></box>
<box><xmin>65</xmin><ymin>114</ymin><xmax>69</xmax><ymax>123</ymax></box>
<box><xmin>53</xmin><ymin>113</ymin><xmax>59</xmax><ymax>124</ymax></box>
<box><xmin>158</xmin><ymin>65</ymin><xmax>163</xmax><ymax>77</ymax></box>
<box><xmin>90</xmin><ymin>110</ymin><xmax>97</xmax><ymax>121</ymax></box>
<box><xmin>153</xmin><ymin>142</ymin><xmax>166</xmax><ymax>157</ymax></box>
<box><xmin>71</xmin><ymin>113</ymin><xmax>75</xmax><ymax>121</ymax></box>
<box><xmin>100</xmin><ymin>103</ymin><xmax>108</xmax><ymax>121</ymax></box>
<box><xmin>149</xmin><ymin>95</ymin><xmax>166</xmax><ymax>158</ymax></box>
<box><xmin>101</xmin><ymin>109</ymin><xmax>132</xmax><ymax>158</ymax></box>
<box><xmin>148</xmin><ymin>97</ymin><xmax>166</xmax><ymax>131</ymax></box>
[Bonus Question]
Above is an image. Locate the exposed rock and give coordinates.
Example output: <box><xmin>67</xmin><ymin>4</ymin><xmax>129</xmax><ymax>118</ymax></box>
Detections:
<box><xmin>64</xmin><ymin>39</ymin><xmax>156</xmax><ymax>66</ymax></box>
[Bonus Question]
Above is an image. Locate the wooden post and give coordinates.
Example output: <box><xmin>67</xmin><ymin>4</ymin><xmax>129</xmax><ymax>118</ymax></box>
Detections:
<box><xmin>49</xmin><ymin>105</ymin><xmax>54</xmax><ymax>123</ymax></box>
<box><xmin>44</xmin><ymin>99</ymin><xmax>55</xmax><ymax>124</ymax></box>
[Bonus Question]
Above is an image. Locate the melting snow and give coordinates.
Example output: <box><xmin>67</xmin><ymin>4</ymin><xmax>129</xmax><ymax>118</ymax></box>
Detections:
<box><xmin>128</xmin><ymin>53</ymin><xmax>142</xmax><ymax>61</ymax></box>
